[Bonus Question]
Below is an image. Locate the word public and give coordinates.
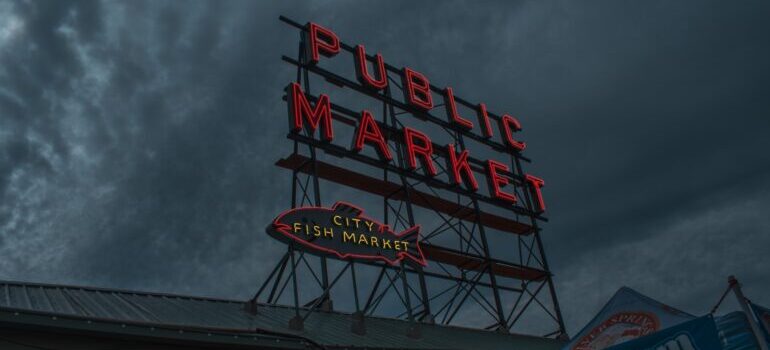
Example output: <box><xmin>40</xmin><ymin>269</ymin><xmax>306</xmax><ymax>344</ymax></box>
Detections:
<box><xmin>287</xmin><ymin>22</ymin><xmax>546</xmax><ymax>212</ymax></box>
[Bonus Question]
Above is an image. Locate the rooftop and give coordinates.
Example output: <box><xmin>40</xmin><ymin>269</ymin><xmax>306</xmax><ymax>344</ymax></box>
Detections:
<box><xmin>0</xmin><ymin>280</ymin><xmax>565</xmax><ymax>350</ymax></box>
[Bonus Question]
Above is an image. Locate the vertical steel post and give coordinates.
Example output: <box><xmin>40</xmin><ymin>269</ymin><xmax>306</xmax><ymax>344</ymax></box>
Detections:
<box><xmin>384</xmin><ymin>84</ymin><xmax>432</xmax><ymax>321</ymax></box>
<box><xmin>456</xmin><ymin>136</ymin><xmax>508</xmax><ymax>330</ymax></box>
<box><xmin>513</xmin><ymin>155</ymin><xmax>567</xmax><ymax>336</ymax></box>
<box><xmin>298</xmin><ymin>28</ymin><xmax>331</xmax><ymax>309</ymax></box>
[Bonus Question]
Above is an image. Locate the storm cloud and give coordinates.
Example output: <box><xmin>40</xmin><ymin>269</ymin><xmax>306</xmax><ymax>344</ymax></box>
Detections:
<box><xmin>1</xmin><ymin>0</ymin><xmax>768</xmax><ymax>335</ymax></box>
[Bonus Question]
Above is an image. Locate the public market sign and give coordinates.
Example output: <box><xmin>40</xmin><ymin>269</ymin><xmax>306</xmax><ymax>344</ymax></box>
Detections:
<box><xmin>267</xmin><ymin>202</ymin><xmax>427</xmax><ymax>266</ymax></box>
<box><xmin>286</xmin><ymin>22</ymin><xmax>547</xmax><ymax>211</ymax></box>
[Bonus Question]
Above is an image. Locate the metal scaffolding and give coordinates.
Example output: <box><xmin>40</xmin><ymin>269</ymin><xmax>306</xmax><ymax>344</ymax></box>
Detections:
<box><xmin>249</xmin><ymin>16</ymin><xmax>566</xmax><ymax>339</ymax></box>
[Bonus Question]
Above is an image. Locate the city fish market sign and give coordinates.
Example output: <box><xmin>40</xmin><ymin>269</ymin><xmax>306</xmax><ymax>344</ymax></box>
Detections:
<box><xmin>268</xmin><ymin>202</ymin><xmax>427</xmax><ymax>266</ymax></box>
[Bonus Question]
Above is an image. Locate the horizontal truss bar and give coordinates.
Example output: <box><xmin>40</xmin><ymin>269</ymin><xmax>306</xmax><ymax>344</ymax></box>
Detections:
<box><xmin>276</xmin><ymin>153</ymin><xmax>535</xmax><ymax>234</ymax></box>
<box><xmin>422</xmin><ymin>244</ymin><xmax>548</xmax><ymax>281</ymax></box>
<box><xmin>282</xmin><ymin>135</ymin><xmax>545</xmax><ymax>222</ymax></box>
<box><xmin>349</xmin><ymin>256</ymin><xmax>524</xmax><ymax>294</ymax></box>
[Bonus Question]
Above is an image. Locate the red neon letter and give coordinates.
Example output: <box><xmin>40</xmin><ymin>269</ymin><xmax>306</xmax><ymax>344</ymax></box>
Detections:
<box><xmin>444</xmin><ymin>87</ymin><xmax>473</xmax><ymax>129</ymax></box>
<box><xmin>287</xmin><ymin>82</ymin><xmax>333</xmax><ymax>141</ymax></box>
<box><xmin>353</xmin><ymin>110</ymin><xmax>392</xmax><ymax>161</ymax></box>
<box><xmin>477</xmin><ymin>103</ymin><xmax>494</xmax><ymax>138</ymax></box>
<box><xmin>525</xmin><ymin>174</ymin><xmax>546</xmax><ymax>212</ymax></box>
<box><xmin>402</xmin><ymin>68</ymin><xmax>433</xmax><ymax>111</ymax></box>
<box><xmin>486</xmin><ymin>160</ymin><xmax>517</xmax><ymax>204</ymax></box>
<box><xmin>403</xmin><ymin>127</ymin><xmax>437</xmax><ymax>176</ymax></box>
<box><xmin>306</xmin><ymin>22</ymin><xmax>340</xmax><ymax>64</ymax></box>
<box><xmin>446</xmin><ymin>144</ymin><xmax>479</xmax><ymax>191</ymax></box>
<box><xmin>500</xmin><ymin>115</ymin><xmax>526</xmax><ymax>151</ymax></box>
<box><xmin>355</xmin><ymin>45</ymin><xmax>388</xmax><ymax>90</ymax></box>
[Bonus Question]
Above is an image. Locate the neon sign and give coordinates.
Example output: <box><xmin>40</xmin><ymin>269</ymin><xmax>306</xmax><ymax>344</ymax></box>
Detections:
<box><xmin>252</xmin><ymin>17</ymin><xmax>567</xmax><ymax>335</ymax></box>
<box><xmin>268</xmin><ymin>202</ymin><xmax>427</xmax><ymax>266</ymax></box>
<box><xmin>286</xmin><ymin>22</ymin><xmax>547</xmax><ymax>212</ymax></box>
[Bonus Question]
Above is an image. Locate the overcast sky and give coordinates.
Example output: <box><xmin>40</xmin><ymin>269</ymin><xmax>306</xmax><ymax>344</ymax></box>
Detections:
<box><xmin>1</xmin><ymin>0</ymin><xmax>769</xmax><ymax>336</ymax></box>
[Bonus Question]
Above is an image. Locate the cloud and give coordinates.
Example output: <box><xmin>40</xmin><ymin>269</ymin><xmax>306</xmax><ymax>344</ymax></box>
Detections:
<box><xmin>0</xmin><ymin>0</ymin><xmax>768</xmax><ymax>335</ymax></box>
<box><xmin>557</xmin><ymin>181</ymin><xmax>770</xmax><ymax>330</ymax></box>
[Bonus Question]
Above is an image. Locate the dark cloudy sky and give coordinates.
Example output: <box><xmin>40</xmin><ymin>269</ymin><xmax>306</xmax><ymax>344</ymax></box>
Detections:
<box><xmin>1</xmin><ymin>0</ymin><xmax>769</xmax><ymax>336</ymax></box>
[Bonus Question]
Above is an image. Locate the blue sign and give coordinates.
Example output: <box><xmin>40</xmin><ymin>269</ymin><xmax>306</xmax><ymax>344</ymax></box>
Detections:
<box><xmin>716</xmin><ymin>311</ymin><xmax>762</xmax><ymax>350</ymax></box>
<box><xmin>605</xmin><ymin>316</ymin><xmax>722</xmax><ymax>350</ymax></box>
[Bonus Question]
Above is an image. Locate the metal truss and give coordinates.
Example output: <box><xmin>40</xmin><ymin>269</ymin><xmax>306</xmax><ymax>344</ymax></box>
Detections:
<box><xmin>247</xmin><ymin>16</ymin><xmax>567</xmax><ymax>339</ymax></box>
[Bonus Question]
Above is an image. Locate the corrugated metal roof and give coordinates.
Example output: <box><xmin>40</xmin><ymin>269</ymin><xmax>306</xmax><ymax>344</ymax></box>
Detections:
<box><xmin>0</xmin><ymin>280</ymin><xmax>564</xmax><ymax>350</ymax></box>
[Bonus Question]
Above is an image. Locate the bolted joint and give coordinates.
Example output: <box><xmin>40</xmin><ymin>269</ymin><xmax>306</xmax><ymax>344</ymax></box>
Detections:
<box><xmin>351</xmin><ymin>311</ymin><xmax>366</xmax><ymax>335</ymax></box>
<box><xmin>243</xmin><ymin>300</ymin><xmax>258</xmax><ymax>315</ymax></box>
<box><xmin>320</xmin><ymin>297</ymin><xmax>334</xmax><ymax>312</ymax></box>
<box><xmin>406</xmin><ymin>324</ymin><xmax>421</xmax><ymax>339</ymax></box>
<box><xmin>289</xmin><ymin>315</ymin><xmax>304</xmax><ymax>331</ymax></box>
